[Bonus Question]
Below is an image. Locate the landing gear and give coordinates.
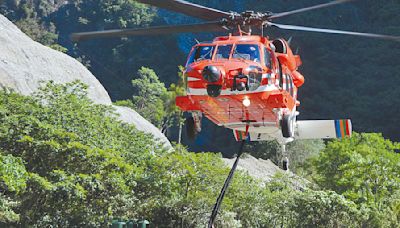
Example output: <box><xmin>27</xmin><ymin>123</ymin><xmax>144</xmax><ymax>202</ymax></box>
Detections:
<box><xmin>185</xmin><ymin>112</ymin><xmax>202</xmax><ymax>140</ymax></box>
<box><xmin>281</xmin><ymin>114</ymin><xmax>295</xmax><ymax>138</ymax></box>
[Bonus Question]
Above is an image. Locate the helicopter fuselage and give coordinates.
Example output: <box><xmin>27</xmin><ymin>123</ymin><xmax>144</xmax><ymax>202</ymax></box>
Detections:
<box><xmin>176</xmin><ymin>35</ymin><xmax>305</xmax><ymax>141</ymax></box>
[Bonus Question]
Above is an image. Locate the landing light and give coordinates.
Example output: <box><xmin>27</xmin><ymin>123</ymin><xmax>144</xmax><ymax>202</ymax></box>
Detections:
<box><xmin>242</xmin><ymin>97</ymin><xmax>251</xmax><ymax>107</ymax></box>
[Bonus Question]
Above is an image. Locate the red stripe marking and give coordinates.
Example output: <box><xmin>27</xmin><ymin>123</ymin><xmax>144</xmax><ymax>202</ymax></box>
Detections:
<box><xmin>345</xmin><ymin>120</ymin><xmax>351</xmax><ymax>136</ymax></box>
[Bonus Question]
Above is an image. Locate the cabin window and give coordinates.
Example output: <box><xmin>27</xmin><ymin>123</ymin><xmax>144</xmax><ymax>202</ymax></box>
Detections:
<box><xmin>247</xmin><ymin>66</ymin><xmax>263</xmax><ymax>91</ymax></box>
<box><xmin>232</xmin><ymin>44</ymin><xmax>260</xmax><ymax>62</ymax></box>
<box><xmin>186</xmin><ymin>45</ymin><xmax>215</xmax><ymax>66</ymax></box>
<box><xmin>215</xmin><ymin>44</ymin><xmax>232</xmax><ymax>60</ymax></box>
<box><xmin>264</xmin><ymin>47</ymin><xmax>272</xmax><ymax>69</ymax></box>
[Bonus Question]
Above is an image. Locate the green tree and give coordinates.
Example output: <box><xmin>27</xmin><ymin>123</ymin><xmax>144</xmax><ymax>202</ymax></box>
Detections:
<box><xmin>0</xmin><ymin>81</ymin><xmax>165</xmax><ymax>226</ymax></box>
<box><xmin>116</xmin><ymin>67</ymin><xmax>168</xmax><ymax>128</ymax></box>
<box><xmin>0</xmin><ymin>153</ymin><xmax>28</xmax><ymax>224</ymax></box>
<box><xmin>311</xmin><ymin>133</ymin><xmax>400</xmax><ymax>226</ymax></box>
<box><xmin>163</xmin><ymin>66</ymin><xmax>186</xmax><ymax>142</ymax></box>
<box><xmin>313</xmin><ymin>133</ymin><xmax>400</xmax><ymax>204</ymax></box>
<box><xmin>290</xmin><ymin>190</ymin><xmax>360</xmax><ymax>227</ymax></box>
<box><xmin>246</xmin><ymin>173</ymin><xmax>362</xmax><ymax>228</ymax></box>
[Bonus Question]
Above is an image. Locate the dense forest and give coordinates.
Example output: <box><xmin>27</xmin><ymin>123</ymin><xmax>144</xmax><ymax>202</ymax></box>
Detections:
<box><xmin>0</xmin><ymin>0</ymin><xmax>399</xmax><ymax>227</ymax></box>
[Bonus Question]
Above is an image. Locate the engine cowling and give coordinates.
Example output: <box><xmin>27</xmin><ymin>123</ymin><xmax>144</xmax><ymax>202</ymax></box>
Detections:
<box><xmin>272</xmin><ymin>39</ymin><xmax>298</xmax><ymax>72</ymax></box>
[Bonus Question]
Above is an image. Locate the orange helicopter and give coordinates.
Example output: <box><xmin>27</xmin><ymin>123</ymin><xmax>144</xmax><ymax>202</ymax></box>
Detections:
<box><xmin>71</xmin><ymin>0</ymin><xmax>400</xmax><ymax>161</ymax></box>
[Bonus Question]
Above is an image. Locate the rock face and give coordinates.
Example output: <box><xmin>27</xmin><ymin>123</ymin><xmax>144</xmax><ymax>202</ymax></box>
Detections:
<box><xmin>223</xmin><ymin>155</ymin><xmax>282</xmax><ymax>182</ymax></box>
<box><xmin>0</xmin><ymin>14</ymin><xmax>171</xmax><ymax>148</ymax></box>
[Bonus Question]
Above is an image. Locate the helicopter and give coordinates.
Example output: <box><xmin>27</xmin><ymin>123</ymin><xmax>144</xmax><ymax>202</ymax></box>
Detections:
<box><xmin>71</xmin><ymin>0</ymin><xmax>400</xmax><ymax>165</ymax></box>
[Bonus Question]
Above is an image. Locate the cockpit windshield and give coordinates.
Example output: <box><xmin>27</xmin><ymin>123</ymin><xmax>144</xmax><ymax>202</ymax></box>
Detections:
<box><xmin>232</xmin><ymin>44</ymin><xmax>260</xmax><ymax>63</ymax></box>
<box><xmin>215</xmin><ymin>44</ymin><xmax>232</xmax><ymax>60</ymax></box>
<box><xmin>186</xmin><ymin>45</ymin><xmax>215</xmax><ymax>66</ymax></box>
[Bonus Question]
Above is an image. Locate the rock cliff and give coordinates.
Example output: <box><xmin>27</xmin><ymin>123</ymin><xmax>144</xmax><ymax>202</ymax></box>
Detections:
<box><xmin>0</xmin><ymin>14</ymin><xmax>171</xmax><ymax>148</ymax></box>
<box><xmin>223</xmin><ymin>155</ymin><xmax>281</xmax><ymax>182</ymax></box>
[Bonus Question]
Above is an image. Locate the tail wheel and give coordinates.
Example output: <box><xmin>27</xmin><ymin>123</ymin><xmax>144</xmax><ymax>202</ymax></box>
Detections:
<box><xmin>185</xmin><ymin>116</ymin><xmax>197</xmax><ymax>140</ymax></box>
<box><xmin>281</xmin><ymin>115</ymin><xmax>294</xmax><ymax>138</ymax></box>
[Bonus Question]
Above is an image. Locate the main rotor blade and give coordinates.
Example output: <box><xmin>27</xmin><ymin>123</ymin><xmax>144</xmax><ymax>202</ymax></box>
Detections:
<box><xmin>136</xmin><ymin>0</ymin><xmax>231</xmax><ymax>21</ymax></box>
<box><xmin>70</xmin><ymin>21</ymin><xmax>228</xmax><ymax>41</ymax></box>
<box><xmin>268</xmin><ymin>22</ymin><xmax>400</xmax><ymax>42</ymax></box>
<box><xmin>269</xmin><ymin>0</ymin><xmax>355</xmax><ymax>20</ymax></box>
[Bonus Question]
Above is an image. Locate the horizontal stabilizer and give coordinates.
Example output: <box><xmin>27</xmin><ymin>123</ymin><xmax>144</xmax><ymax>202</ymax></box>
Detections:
<box><xmin>239</xmin><ymin>119</ymin><xmax>352</xmax><ymax>142</ymax></box>
<box><xmin>295</xmin><ymin>119</ymin><xmax>352</xmax><ymax>139</ymax></box>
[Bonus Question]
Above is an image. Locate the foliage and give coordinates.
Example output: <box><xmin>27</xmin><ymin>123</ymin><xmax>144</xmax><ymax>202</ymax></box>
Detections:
<box><xmin>1</xmin><ymin>0</ymin><xmax>65</xmax><ymax>49</ymax></box>
<box><xmin>0</xmin><ymin>81</ymin><xmax>163</xmax><ymax>226</ymax></box>
<box><xmin>289</xmin><ymin>190</ymin><xmax>360</xmax><ymax>227</ymax></box>
<box><xmin>15</xmin><ymin>19</ymin><xmax>58</xmax><ymax>46</ymax></box>
<box><xmin>232</xmin><ymin>173</ymin><xmax>362</xmax><ymax>228</ymax></box>
<box><xmin>115</xmin><ymin>67</ymin><xmax>168</xmax><ymax>128</ymax></box>
<box><xmin>135</xmin><ymin>146</ymin><xmax>229</xmax><ymax>227</ymax></box>
<box><xmin>313</xmin><ymin>133</ymin><xmax>400</xmax><ymax>204</ymax></box>
<box><xmin>311</xmin><ymin>133</ymin><xmax>400</xmax><ymax>226</ymax></box>
<box><xmin>0</xmin><ymin>154</ymin><xmax>27</xmax><ymax>193</ymax></box>
<box><xmin>0</xmin><ymin>194</ymin><xmax>20</xmax><ymax>224</ymax></box>
<box><xmin>0</xmin><ymin>153</ymin><xmax>27</xmax><ymax>224</ymax></box>
<box><xmin>164</xmin><ymin>66</ymin><xmax>186</xmax><ymax>127</ymax></box>
<box><xmin>133</xmin><ymin>147</ymin><xmax>363</xmax><ymax>228</ymax></box>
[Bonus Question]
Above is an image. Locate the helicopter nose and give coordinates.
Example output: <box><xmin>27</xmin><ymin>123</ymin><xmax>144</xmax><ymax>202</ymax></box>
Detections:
<box><xmin>202</xmin><ymin>65</ymin><xmax>221</xmax><ymax>82</ymax></box>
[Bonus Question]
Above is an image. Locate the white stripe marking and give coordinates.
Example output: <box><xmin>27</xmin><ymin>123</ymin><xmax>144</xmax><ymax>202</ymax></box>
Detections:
<box><xmin>187</xmin><ymin>77</ymin><xmax>201</xmax><ymax>82</ymax></box>
<box><xmin>187</xmin><ymin>84</ymin><xmax>279</xmax><ymax>95</ymax></box>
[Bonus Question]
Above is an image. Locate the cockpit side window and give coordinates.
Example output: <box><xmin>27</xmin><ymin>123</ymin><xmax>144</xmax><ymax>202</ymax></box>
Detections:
<box><xmin>215</xmin><ymin>44</ymin><xmax>232</xmax><ymax>60</ymax></box>
<box><xmin>186</xmin><ymin>45</ymin><xmax>215</xmax><ymax>66</ymax></box>
<box><xmin>264</xmin><ymin>47</ymin><xmax>272</xmax><ymax>69</ymax></box>
<box><xmin>232</xmin><ymin>44</ymin><xmax>260</xmax><ymax>62</ymax></box>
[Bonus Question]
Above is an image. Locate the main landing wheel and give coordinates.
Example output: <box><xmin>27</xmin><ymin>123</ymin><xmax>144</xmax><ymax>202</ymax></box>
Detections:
<box><xmin>281</xmin><ymin>115</ymin><xmax>294</xmax><ymax>138</ymax></box>
<box><xmin>185</xmin><ymin>116</ymin><xmax>197</xmax><ymax>140</ymax></box>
